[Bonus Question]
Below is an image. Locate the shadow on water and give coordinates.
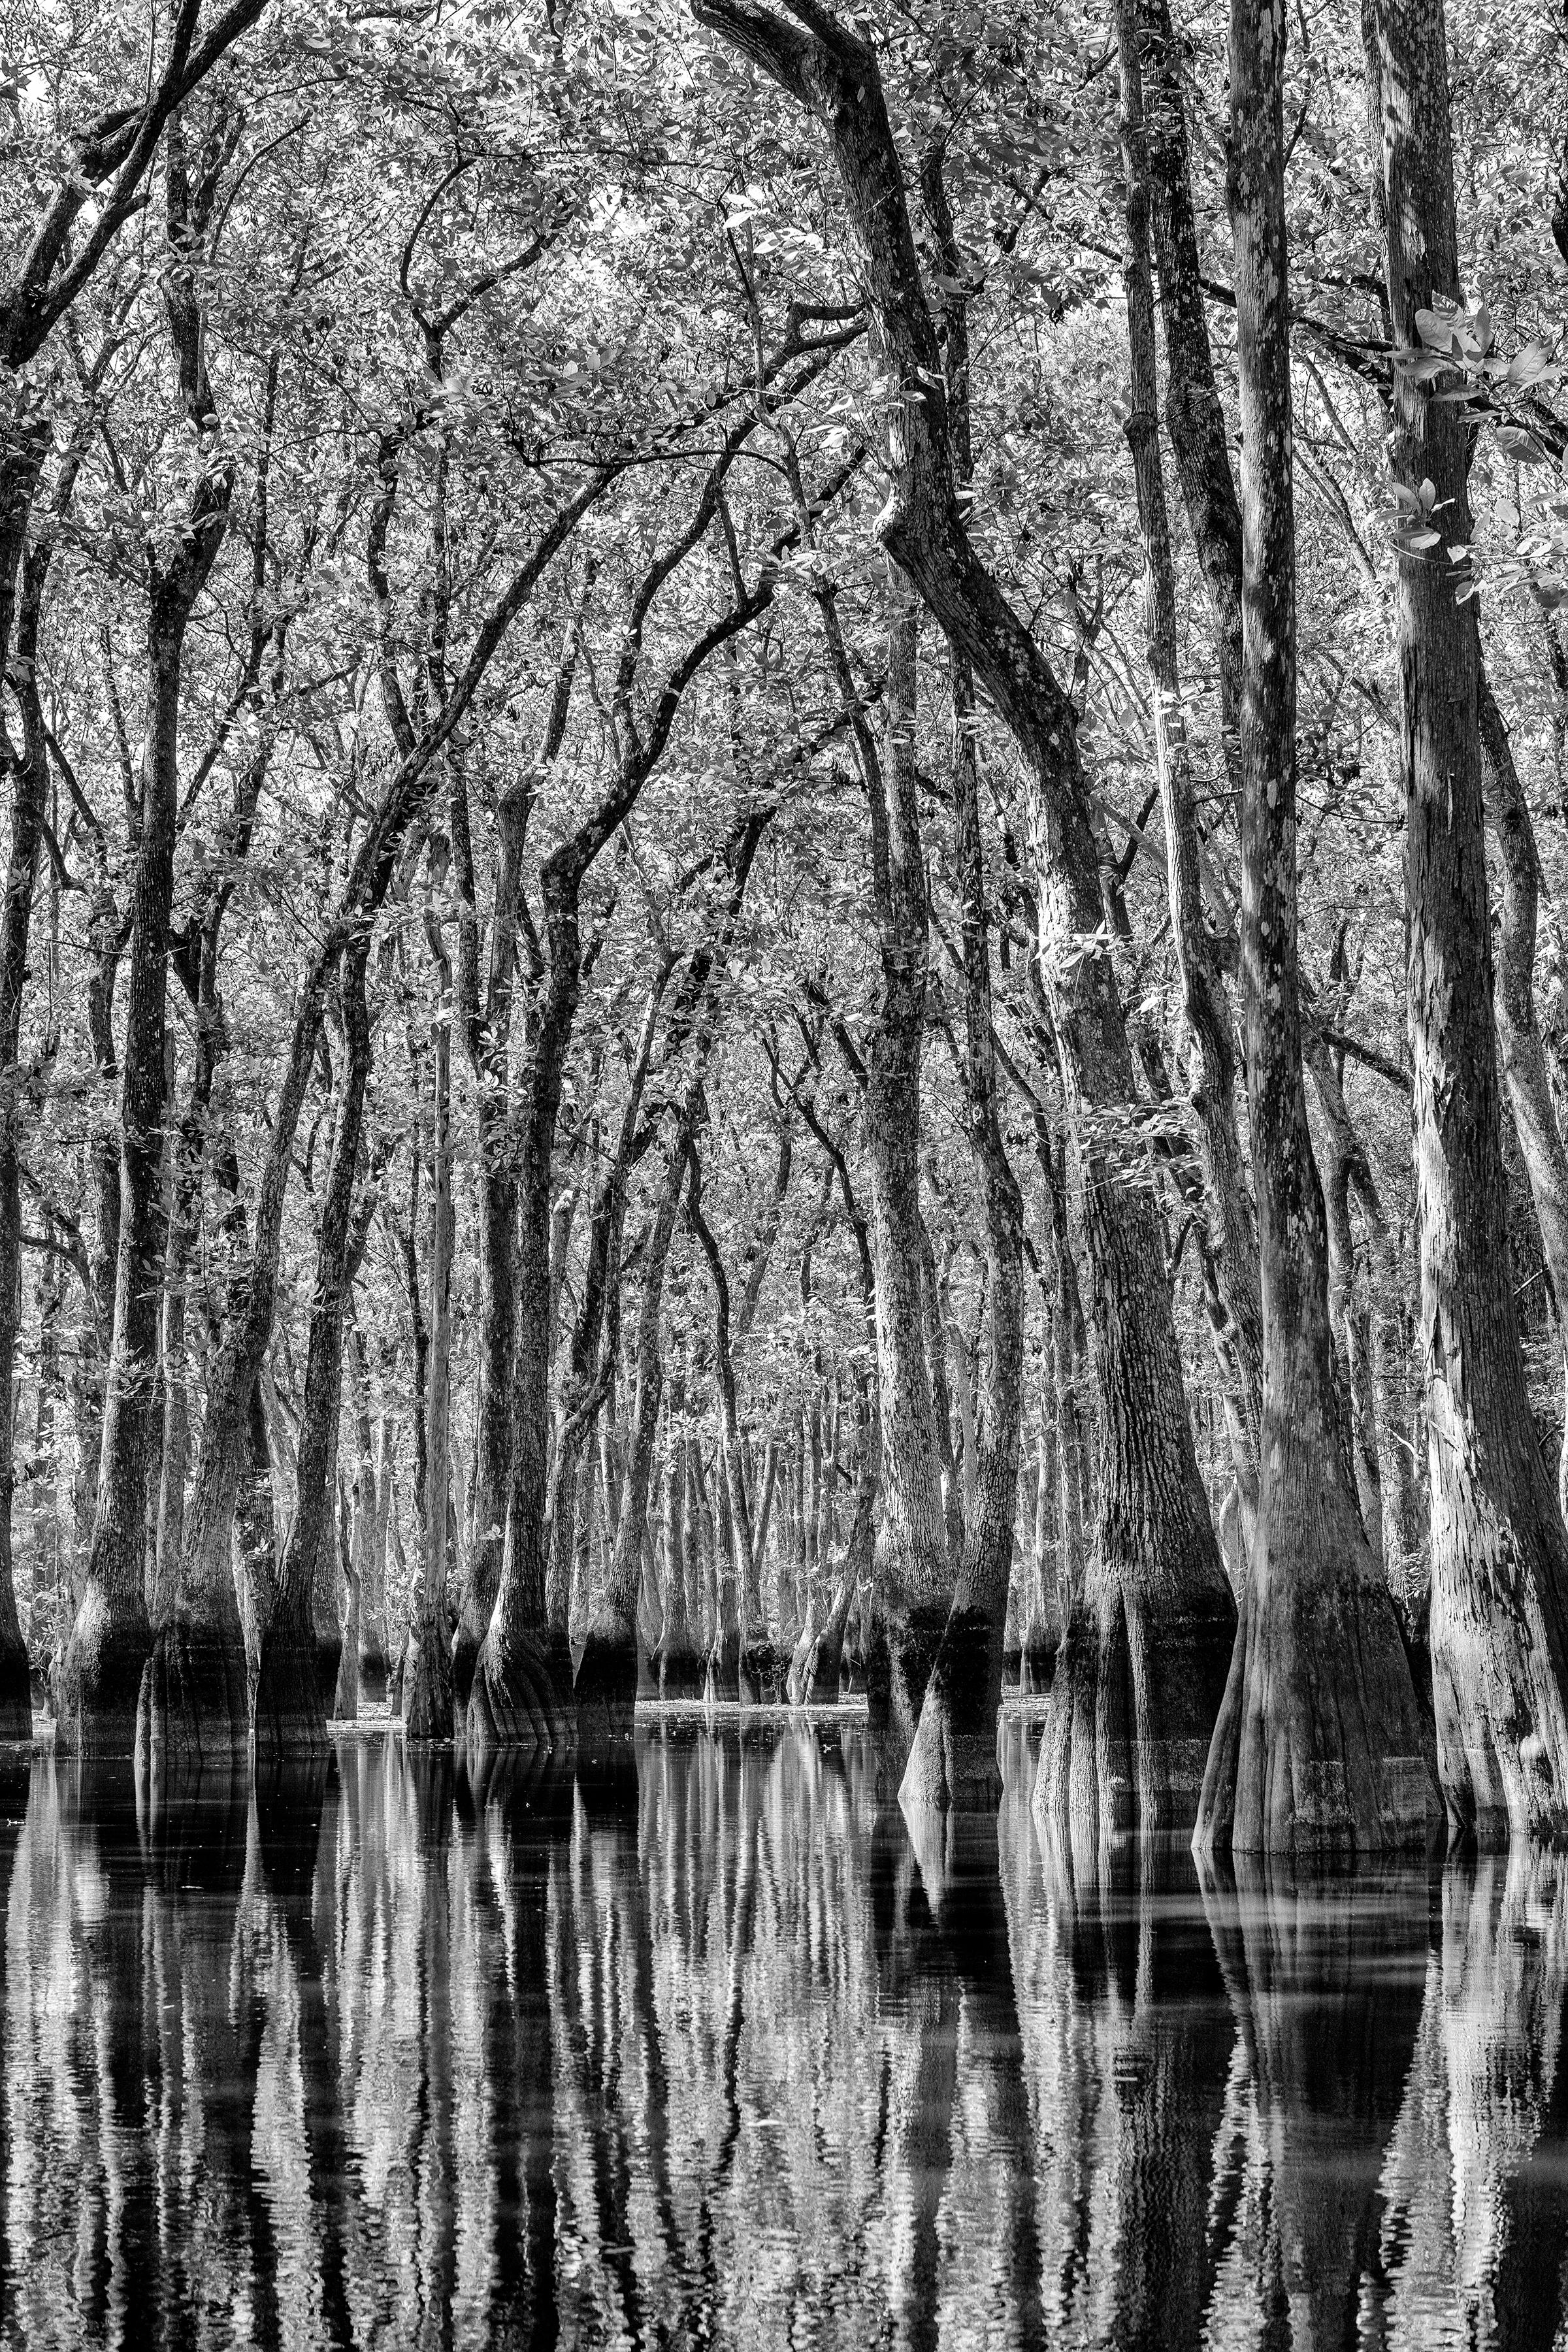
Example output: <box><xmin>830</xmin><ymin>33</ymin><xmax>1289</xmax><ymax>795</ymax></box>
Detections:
<box><xmin>8</xmin><ymin>1725</ymin><xmax>1568</xmax><ymax>2344</ymax></box>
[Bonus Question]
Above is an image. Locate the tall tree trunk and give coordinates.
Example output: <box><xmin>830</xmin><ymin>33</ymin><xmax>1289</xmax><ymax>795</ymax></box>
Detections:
<box><xmin>696</xmin><ymin>0</ymin><xmax>1235</xmax><ymax>1846</ymax></box>
<box><xmin>1134</xmin><ymin>0</ymin><xmax>1245</xmax><ymax>751</ymax></box>
<box><xmin>0</xmin><ymin>425</ymin><xmax>50</xmax><ymax>1738</ymax></box>
<box><xmin>252</xmin><ymin>943</ymin><xmax>372</xmax><ymax>1765</ymax></box>
<box><xmin>1305</xmin><ymin>1039</ymin><xmax>1386</xmax><ymax>1570</ymax></box>
<box><xmin>405</xmin><ymin>901</ymin><xmax>456</xmax><ymax>1741</ymax></box>
<box><xmin>1194</xmin><ymin>0</ymin><xmax>1433</xmax><ymax>1861</ymax></box>
<box><xmin>1478</xmin><ymin>666</ymin><xmax>1568</xmax><ymax>1513</ymax></box>
<box><xmin>60</xmin><ymin>552</ymin><xmax>231</xmax><ymax>1751</ymax></box>
<box><xmin>1113</xmin><ymin>3</ymin><xmax>1263</xmax><ymax>1527</ymax></box>
<box><xmin>1366</xmin><ymin>0</ymin><xmax>1568</xmax><ymax>1841</ymax></box>
<box><xmin>859</xmin><ymin>574</ymin><xmax>954</xmax><ymax>1789</ymax></box>
<box><xmin>900</xmin><ymin>155</ymin><xmax>1026</xmax><ymax>1813</ymax></box>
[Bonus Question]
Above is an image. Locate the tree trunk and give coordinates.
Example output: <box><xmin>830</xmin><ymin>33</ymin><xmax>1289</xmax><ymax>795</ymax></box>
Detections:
<box><xmin>901</xmin><ymin>161</ymin><xmax>1028</xmax><ymax>1813</ymax></box>
<box><xmin>1194</xmin><ymin>0</ymin><xmax>1433</xmax><ymax>1862</ymax></box>
<box><xmin>1367</xmin><ymin>0</ymin><xmax>1568</xmax><ymax>1842</ymax></box>
<box><xmin>1478</xmin><ymin>666</ymin><xmax>1568</xmax><ymax>1512</ymax></box>
<box><xmin>0</xmin><ymin>437</ymin><xmax>50</xmax><ymax>1739</ymax></box>
<box><xmin>1113</xmin><ymin>3</ymin><xmax>1263</xmax><ymax>1522</ymax></box>
<box><xmin>252</xmin><ymin>943</ymin><xmax>372</xmax><ymax>1763</ymax></box>
<box><xmin>858</xmin><ymin>574</ymin><xmax>954</xmax><ymax>1788</ymax></box>
<box><xmin>61</xmin><ymin>619</ymin><xmax>206</xmax><ymax>1750</ymax></box>
<box><xmin>405</xmin><ymin>906</ymin><xmax>456</xmax><ymax>1742</ymax></box>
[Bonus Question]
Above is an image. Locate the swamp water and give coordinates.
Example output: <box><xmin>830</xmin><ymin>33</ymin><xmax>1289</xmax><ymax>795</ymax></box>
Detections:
<box><xmin>0</xmin><ymin>1716</ymin><xmax>1563</xmax><ymax>2349</ymax></box>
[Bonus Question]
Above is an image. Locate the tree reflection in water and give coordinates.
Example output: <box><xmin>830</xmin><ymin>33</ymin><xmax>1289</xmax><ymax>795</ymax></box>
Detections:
<box><xmin>5</xmin><ymin>1725</ymin><xmax>1568</xmax><ymax>2346</ymax></box>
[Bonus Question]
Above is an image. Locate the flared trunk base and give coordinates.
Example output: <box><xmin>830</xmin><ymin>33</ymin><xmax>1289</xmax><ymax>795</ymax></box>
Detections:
<box><xmin>55</xmin><ymin>1582</ymin><xmax>154</xmax><ymax>1758</ymax></box>
<box><xmin>571</xmin><ymin>1610</ymin><xmax>639</xmax><ymax>1751</ymax></box>
<box><xmin>1194</xmin><ymin>1552</ymin><xmax>1437</xmax><ymax>1864</ymax></box>
<box><xmin>251</xmin><ymin>1619</ymin><xmax>333</xmax><ymax>1767</ymax></box>
<box><xmin>866</xmin><ymin>1605</ymin><xmax>951</xmax><ymax>1804</ymax></box>
<box><xmin>740</xmin><ymin>1639</ymin><xmax>788</xmax><ymax>1705</ymax></box>
<box><xmin>657</xmin><ymin>1640</ymin><xmax>706</xmax><ymax>1701</ymax></box>
<box><xmin>1035</xmin><ymin>1572</ymin><xmax>1237</xmax><ymax>1861</ymax></box>
<box><xmin>704</xmin><ymin>1627</ymin><xmax>741</xmax><ymax>1704</ymax></box>
<box><xmin>402</xmin><ymin>1622</ymin><xmax>454</xmax><ymax>1743</ymax></box>
<box><xmin>900</xmin><ymin>1606</ymin><xmax>1008</xmax><ymax>1816</ymax></box>
<box><xmin>136</xmin><ymin>1610</ymin><xmax>250</xmax><ymax>1772</ymax></box>
<box><xmin>466</xmin><ymin>1624</ymin><xmax>574</xmax><ymax>1756</ymax></box>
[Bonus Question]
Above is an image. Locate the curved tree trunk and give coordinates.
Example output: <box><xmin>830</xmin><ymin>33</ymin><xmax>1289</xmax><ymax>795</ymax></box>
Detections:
<box><xmin>1194</xmin><ymin>0</ymin><xmax>1433</xmax><ymax>1863</ymax></box>
<box><xmin>693</xmin><ymin>0</ymin><xmax>1235</xmax><ymax>1846</ymax></box>
<box><xmin>1367</xmin><ymin>0</ymin><xmax>1568</xmax><ymax>1843</ymax></box>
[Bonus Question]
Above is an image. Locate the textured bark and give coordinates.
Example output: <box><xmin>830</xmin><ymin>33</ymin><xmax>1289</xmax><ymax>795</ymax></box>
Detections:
<box><xmin>1195</xmin><ymin>0</ymin><xmax>1433</xmax><ymax>1863</ymax></box>
<box><xmin>1368</xmin><ymin>0</ymin><xmax>1568</xmax><ymax>1842</ymax></box>
<box><xmin>1305</xmin><ymin>1039</ymin><xmax>1386</xmax><ymax>1569</ymax></box>
<box><xmin>1478</xmin><ymin>666</ymin><xmax>1568</xmax><ymax>1511</ymax></box>
<box><xmin>1134</xmin><ymin>0</ymin><xmax>1245</xmax><ymax>745</ymax></box>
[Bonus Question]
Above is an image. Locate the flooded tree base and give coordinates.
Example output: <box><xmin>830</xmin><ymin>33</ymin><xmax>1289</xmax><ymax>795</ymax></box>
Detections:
<box><xmin>136</xmin><ymin>1612</ymin><xmax>250</xmax><ymax>1768</ymax></box>
<box><xmin>251</xmin><ymin>1625</ymin><xmax>333</xmax><ymax>1765</ymax></box>
<box><xmin>1196</xmin><ymin>1558</ymin><xmax>1437</xmax><ymax>1863</ymax></box>
<box><xmin>1034</xmin><ymin>1576</ymin><xmax>1236</xmax><ymax>1855</ymax></box>
<box><xmin>467</xmin><ymin>1624</ymin><xmax>577</xmax><ymax>1755</ymax></box>
<box><xmin>54</xmin><ymin>1584</ymin><xmax>154</xmax><ymax>1757</ymax></box>
<box><xmin>901</xmin><ymin>1608</ymin><xmax>1008</xmax><ymax>1816</ymax></box>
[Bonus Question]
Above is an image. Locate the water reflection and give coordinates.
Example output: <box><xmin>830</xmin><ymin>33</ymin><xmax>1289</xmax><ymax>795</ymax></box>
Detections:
<box><xmin>5</xmin><ymin>1727</ymin><xmax>1568</xmax><ymax>2346</ymax></box>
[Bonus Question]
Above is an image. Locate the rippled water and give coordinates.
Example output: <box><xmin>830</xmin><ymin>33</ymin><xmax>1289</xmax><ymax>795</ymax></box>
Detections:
<box><xmin>3</xmin><ymin>1716</ymin><xmax>1567</xmax><ymax>2347</ymax></box>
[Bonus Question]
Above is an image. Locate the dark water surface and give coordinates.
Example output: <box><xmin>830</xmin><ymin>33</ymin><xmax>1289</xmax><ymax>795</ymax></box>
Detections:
<box><xmin>3</xmin><ymin>1718</ymin><xmax>1567</xmax><ymax>2349</ymax></box>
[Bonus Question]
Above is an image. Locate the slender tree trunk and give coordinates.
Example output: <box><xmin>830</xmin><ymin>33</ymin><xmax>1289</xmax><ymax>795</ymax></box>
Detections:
<box><xmin>0</xmin><ymin>433</ymin><xmax>50</xmax><ymax>1738</ymax></box>
<box><xmin>252</xmin><ymin>943</ymin><xmax>372</xmax><ymax>1765</ymax></box>
<box><xmin>1367</xmin><ymin>0</ymin><xmax>1568</xmax><ymax>1842</ymax></box>
<box><xmin>1305</xmin><ymin>1041</ymin><xmax>1386</xmax><ymax>1570</ymax></box>
<box><xmin>405</xmin><ymin>906</ymin><xmax>456</xmax><ymax>1741</ymax></box>
<box><xmin>1194</xmin><ymin>0</ymin><xmax>1433</xmax><ymax>1861</ymax></box>
<box><xmin>858</xmin><ymin>573</ymin><xmax>954</xmax><ymax>1788</ymax></box>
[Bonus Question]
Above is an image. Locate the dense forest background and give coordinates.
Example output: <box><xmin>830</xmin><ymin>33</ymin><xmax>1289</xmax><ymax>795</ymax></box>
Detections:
<box><xmin>6</xmin><ymin>0</ymin><xmax>1568</xmax><ymax>1852</ymax></box>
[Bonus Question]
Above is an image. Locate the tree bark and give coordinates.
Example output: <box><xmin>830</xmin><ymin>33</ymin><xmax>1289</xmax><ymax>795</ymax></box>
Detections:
<box><xmin>1194</xmin><ymin>0</ymin><xmax>1434</xmax><ymax>1862</ymax></box>
<box><xmin>1367</xmin><ymin>0</ymin><xmax>1568</xmax><ymax>1842</ymax></box>
<box><xmin>1113</xmin><ymin>3</ymin><xmax>1264</xmax><ymax>1527</ymax></box>
<box><xmin>1477</xmin><ymin>665</ymin><xmax>1568</xmax><ymax>1514</ymax></box>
